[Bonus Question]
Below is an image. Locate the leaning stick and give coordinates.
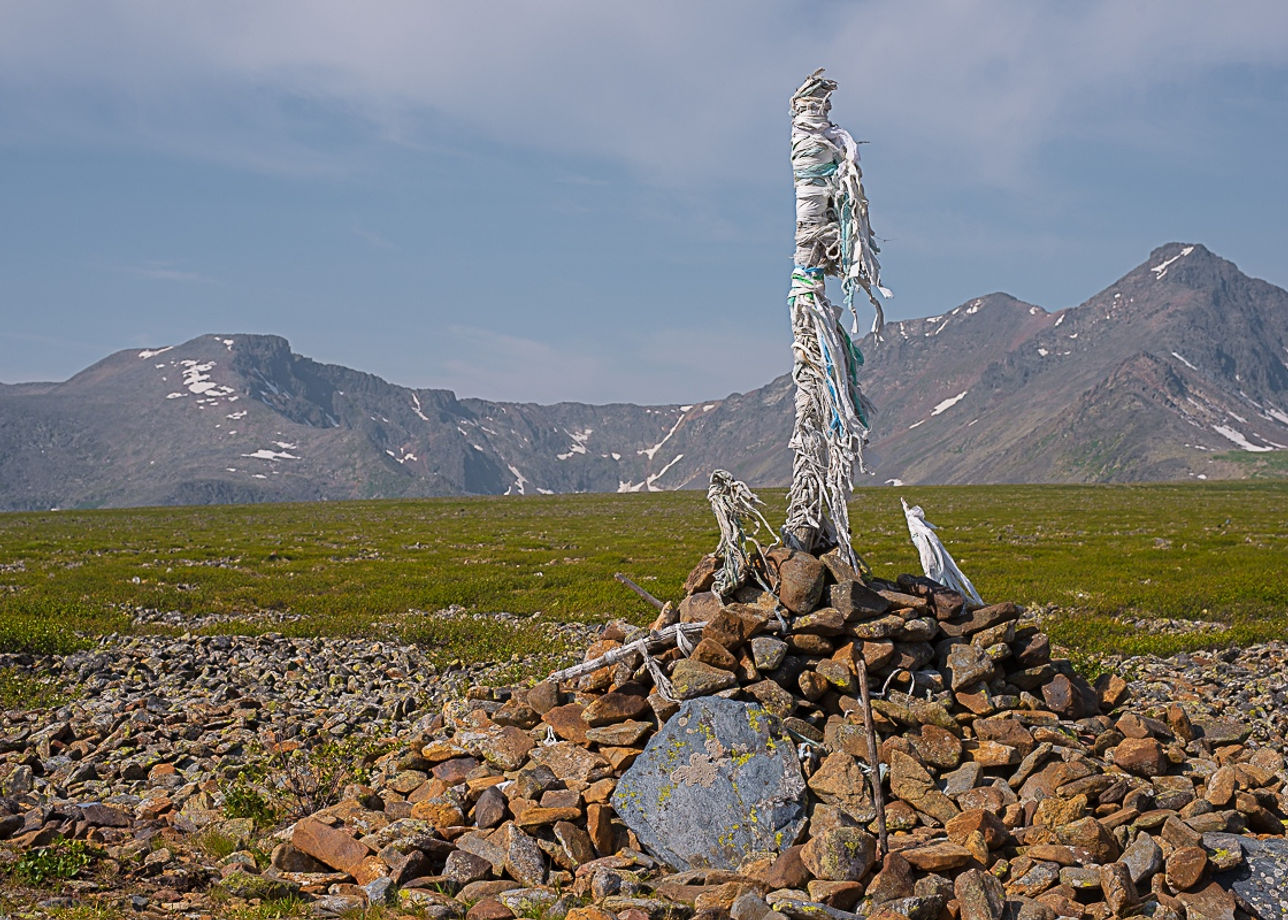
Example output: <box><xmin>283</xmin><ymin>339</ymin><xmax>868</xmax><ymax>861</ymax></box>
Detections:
<box><xmin>546</xmin><ymin>622</ymin><xmax>706</xmax><ymax>684</ymax></box>
<box><xmin>614</xmin><ymin>572</ymin><xmax>665</xmax><ymax>610</ymax></box>
<box><xmin>856</xmin><ymin>655</ymin><xmax>889</xmax><ymax>858</ymax></box>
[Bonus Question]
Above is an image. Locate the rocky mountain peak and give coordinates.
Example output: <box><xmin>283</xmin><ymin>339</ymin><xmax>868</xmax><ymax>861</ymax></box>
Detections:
<box><xmin>1</xmin><ymin>243</ymin><xmax>1285</xmax><ymax>509</ymax></box>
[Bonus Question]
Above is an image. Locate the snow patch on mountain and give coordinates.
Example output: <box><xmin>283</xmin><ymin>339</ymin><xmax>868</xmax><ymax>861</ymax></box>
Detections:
<box><xmin>557</xmin><ymin>428</ymin><xmax>593</xmax><ymax>460</ymax></box>
<box><xmin>505</xmin><ymin>464</ymin><xmax>529</xmax><ymax>495</ymax></box>
<box><xmin>931</xmin><ymin>391</ymin><xmax>968</xmax><ymax>416</ymax></box>
<box><xmin>638</xmin><ymin>412</ymin><xmax>684</xmax><ymax>460</ymax></box>
<box><xmin>1211</xmin><ymin>425</ymin><xmax>1273</xmax><ymax>452</ymax></box>
<box><xmin>1151</xmin><ymin>246</ymin><xmax>1194</xmax><ymax>279</ymax></box>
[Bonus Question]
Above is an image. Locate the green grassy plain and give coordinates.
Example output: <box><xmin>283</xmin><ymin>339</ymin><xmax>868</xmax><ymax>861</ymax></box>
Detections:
<box><xmin>0</xmin><ymin>482</ymin><xmax>1284</xmax><ymax>664</ymax></box>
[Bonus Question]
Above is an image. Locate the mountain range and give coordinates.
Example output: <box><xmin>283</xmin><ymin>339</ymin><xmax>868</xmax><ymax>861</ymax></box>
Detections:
<box><xmin>2</xmin><ymin>242</ymin><xmax>1285</xmax><ymax>511</ymax></box>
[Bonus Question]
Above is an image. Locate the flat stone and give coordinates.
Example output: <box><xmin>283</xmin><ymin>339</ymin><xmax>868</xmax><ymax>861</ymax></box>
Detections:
<box><xmin>528</xmin><ymin>741</ymin><xmax>611</xmax><ymax>786</ymax></box>
<box><xmin>703</xmin><ymin>607</ymin><xmax>753</xmax><ymax>650</ymax></box>
<box><xmin>975</xmin><ymin>717</ymin><xmax>1036</xmax><ymax>756</ymax></box>
<box><xmin>692</xmin><ymin>637</ymin><xmax>740</xmax><ymax>670</ymax></box>
<box><xmin>1055</xmin><ymin>817</ymin><xmax>1119</xmax><ymax>863</ymax></box>
<box><xmin>970</xmin><ymin>740</ymin><xmax>1019</xmax><ymax>767</ymax></box>
<box><xmin>466</xmin><ymin>898</ymin><xmax>516</xmax><ymax>920</ymax></box>
<box><xmin>1201</xmin><ymin>832</ymin><xmax>1245</xmax><ymax>872</ymax></box>
<box><xmin>1041</xmin><ymin>673</ymin><xmax>1097</xmax><ymax>721</ymax></box>
<box><xmin>432</xmin><ymin>756</ymin><xmax>480</xmax><ymax>786</ymax></box>
<box><xmin>444</xmin><ymin>849</ymin><xmax>495</xmax><ymax>884</ymax></box>
<box><xmin>1121</xmin><ymin>831</ymin><xmax>1162</xmax><ymax>884</ymax></box>
<box><xmin>814</xmin><ymin>659</ymin><xmax>856</xmax><ymax>694</ymax></box>
<box><xmin>850</xmin><ymin>615</ymin><xmax>905</xmax><ymax>640</ymax></box>
<box><xmin>1099</xmin><ymin>862</ymin><xmax>1137</xmax><ymax>916</ymax></box>
<box><xmin>954</xmin><ymin>867</ymin><xmax>1004</xmax><ymax>920</ymax></box>
<box><xmin>612</xmin><ymin>698</ymin><xmax>807</xmax><ymax>870</ymax></box>
<box><xmin>828</xmin><ymin>581</ymin><xmax>891</xmax><ymax>619</ymax></box>
<box><xmin>807</xmin><ymin>752</ymin><xmax>875</xmax><ymax>823</ymax></box>
<box><xmin>292</xmin><ymin>817</ymin><xmax>372</xmax><ymax>875</ymax></box>
<box><xmin>477</xmin><ymin>726</ymin><xmax>535</xmax><ymax>771</ymax></box>
<box><xmin>526</xmin><ymin>680</ymin><xmax>561</xmax><ymax>715</ymax></box>
<box><xmin>1205</xmin><ymin>765</ymin><xmax>1237</xmax><ymax>807</ymax></box>
<box><xmin>866</xmin><ymin>852</ymin><xmax>914</xmax><ymax>904</ymax></box>
<box><xmin>501</xmin><ymin>825</ymin><xmax>547</xmax><ymax>886</ymax></box>
<box><xmin>1196</xmin><ymin>720</ymin><xmax>1250</xmax><ymax>747</ymax></box>
<box><xmin>940</xmin><ymin>761</ymin><xmax>981</xmax><ymax>797</ymax></box>
<box><xmin>901</xmin><ymin>841</ymin><xmax>973</xmax><ymax>872</ymax></box>
<box><xmin>772</xmin><ymin>549</ymin><xmax>825</xmax><ymax>614</ymax></box>
<box><xmin>685</xmin><ymin>556</ymin><xmax>720</xmax><ymax>594</ymax></box>
<box><xmin>947</xmin><ymin>644</ymin><xmax>994</xmax><ymax>692</ymax></box>
<box><xmin>542</xmin><ymin>703</ymin><xmax>590</xmax><ymax>745</ymax></box>
<box><xmin>945</xmin><ymin>809</ymin><xmax>1008</xmax><ymax>849</ymax></box>
<box><xmin>496</xmin><ymin>887</ymin><xmax>558</xmax><ymax>917</ymax></box>
<box><xmin>889</xmin><ymin>749</ymin><xmax>959</xmax><ymax>824</ymax></box>
<box><xmin>861</xmin><ymin>640</ymin><xmax>896</xmax><ymax>670</ymax></box>
<box><xmin>670</xmin><ymin>659</ymin><xmax>738</xmax><ymax>700</ymax></box>
<box><xmin>744</xmin><ymin>678</ymin><xmax>796</xmax><ymax>718</ymax></box>
<box><xmin>1166</xmin><ymin>845</ymin><xmax>1208</xmax><ymax>891</ymax></box>
<box><xmin>78</xmin><ymin>803</ymin><xmax>130</xmax><ymax>827</ymax></box>
<box><xmin>794</xmin><ymin>608</ymin><xmax>845</xmax><ymax>636</ymax></box>
<box><xmin>805</xmin><ymin>880</ymin><xmax>865</xmax><ymax>910</ymax></box>
<box><xmin>585</xmin><ymin>720</ymin><xmax>653</xmax><ymax>747</ymax></box>
<box><xmin>1032</xmin><ymin>794</ymin><xmax>1087</xmax><ymax>829</ymax></box>
<box><xmin>913</xmin><ymin>725</ymin><xmax>963</xmax><ymax>770</ymax></box>
<box><xmin>1176</xmin><ymin>882</ymin><xmax>1238</xmax><ymax>920</ymax></box>
<box><xmin>800</xmin><ymin>827</ymin><xmax>876</xmax><ymax>881</ymax></box>
<box><xmin>473</xmin><ymin>786</ymin><xmax>508</xmax><ymax>829</ymax></box>
<box><xmin>515</xmin><ymin>805</ymin><xmax>582</xmax><ymax>829</ymax></box>
<box><xmin>681</xmin><ymin>591</ymin><xmax>723</xmax><ymax>624</ymax></box>
<box><xmin>750</xmin><ymin>637</ymin><xmax>787</xmax><ymax>672</ymax></box>
<box><xmin>1113</xmin><ymin>737</ymin><xmax>1168</xmax><ymax>777</ymax></box>
<box><xmin>584</xmin><ymin>690</ymin><xmax>650</xmax><ymax>727</ymax></box>
<box><xmin>411</xmin><ymin>797</ymin><xmax>466</xmax><ymax>828</ymax></box>
<box><xmin>553</xmin><ymin>820</ymin><xmax>596</xmax><ymax>866</ymax></box>
<box><xmin>939</xmin><ymin>603</ymin><xmax>1020</xmax><ymax>638</ymax></box>
<box><xmin>1058</xmin><ymin>866</ymin><xmax>1101</xmax><ymax>890</ymax></box>
<box><xmin>760</xmin><ymin>844</ymin><xmax>809</xmax><ymax>890</ymax></box>
<box><xmin>1008</xmin><ymin>861</ymin><xmax>1059</xmax><ymax>898</ymax></box>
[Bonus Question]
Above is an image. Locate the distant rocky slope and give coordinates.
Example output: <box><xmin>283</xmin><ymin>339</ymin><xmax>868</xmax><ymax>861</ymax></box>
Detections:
<box><xmin>1</xmin><ymin>243</ymin><xmax>1285</xmax><ymax>510</ymax></box>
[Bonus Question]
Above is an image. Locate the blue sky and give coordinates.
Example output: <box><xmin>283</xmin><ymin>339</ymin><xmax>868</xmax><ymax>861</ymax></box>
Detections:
<box><xmin>2</xmin><ymin>1</ymin><xmax>1285</xmax><ymax>403</ymax></box>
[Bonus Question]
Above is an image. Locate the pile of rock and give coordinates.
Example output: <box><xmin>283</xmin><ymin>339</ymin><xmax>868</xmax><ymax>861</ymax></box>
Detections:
<box><xmin>253</xmin><ymin>548</ymin><xmax>1286</xmax><ymax>919</ymax></box>
<box><xmin>3</xmin><ymin>547</ymin><xmax>1287</xmax><ymax>919</ymax></box>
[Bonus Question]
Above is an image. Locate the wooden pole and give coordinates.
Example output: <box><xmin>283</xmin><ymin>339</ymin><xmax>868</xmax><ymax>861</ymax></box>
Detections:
<box><xmin>614</xmin><ymin>572</ymin><xmax>665</xmax><ymax>610</ymax></box>
<box><xmin>856</xmin><ymin>654</ymin><xmax>888</xmax><ymax>858</ymax></box>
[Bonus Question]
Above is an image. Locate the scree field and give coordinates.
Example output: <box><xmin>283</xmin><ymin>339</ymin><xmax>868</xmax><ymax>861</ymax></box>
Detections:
<box><xmin>0</xmin><ymin>482</ymin><xmax>1285</xmax><ymax>670</ymax></box>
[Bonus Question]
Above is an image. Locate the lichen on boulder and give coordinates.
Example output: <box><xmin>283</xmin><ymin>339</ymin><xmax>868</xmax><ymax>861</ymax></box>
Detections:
<box><xmin>611</xmin><ymin>697</ymin><xmax>808</xmax><ymax>870</ymax></box>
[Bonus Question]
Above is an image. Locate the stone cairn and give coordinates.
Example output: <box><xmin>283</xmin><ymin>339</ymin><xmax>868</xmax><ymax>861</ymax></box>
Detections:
<box><xmin>254</xmin><ymin>547</ymin><xmax>1288</xmax><ymax>920</ymax></box>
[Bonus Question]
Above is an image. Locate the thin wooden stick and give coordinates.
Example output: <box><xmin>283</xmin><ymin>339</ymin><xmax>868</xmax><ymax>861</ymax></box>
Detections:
<box><xmin>546</xmin><ymin>622</ymin><xmax>705</xmax><ymax>684</ymax></box>
<box><xmin>614</xmin><ymin>572</ymin><xmax>665</xmax><ymax>610</ymax></box>
<box><xmin>856</xmin><ymin>655</ymin><xmax>889</xmax><ymax>858</ymax></box>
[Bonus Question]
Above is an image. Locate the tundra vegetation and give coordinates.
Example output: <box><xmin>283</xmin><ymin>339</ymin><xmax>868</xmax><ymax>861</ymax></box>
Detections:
<box><xmin>0</xmin><ymin>482</ymin><xmax>1283</xmax><ymax>677</ymax></box>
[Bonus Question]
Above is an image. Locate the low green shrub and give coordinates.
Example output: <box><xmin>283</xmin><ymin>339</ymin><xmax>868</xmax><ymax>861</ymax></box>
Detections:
<box><xmin>11</xmin><ymin>837</ymin><xmax>98</xmax><ymax>886</ymax></box>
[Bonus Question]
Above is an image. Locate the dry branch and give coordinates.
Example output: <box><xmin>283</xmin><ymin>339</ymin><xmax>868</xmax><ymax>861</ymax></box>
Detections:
<box><xmin>546</xmin><ymin>621</ymin><xmax>706</xmax><ymax>684</ymax></box>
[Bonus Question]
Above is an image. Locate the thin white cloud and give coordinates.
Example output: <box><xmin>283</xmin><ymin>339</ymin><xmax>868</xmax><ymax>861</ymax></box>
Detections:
<box><xmin>115</xmin><ymin>261</ymin><xmax>213</xmax><ymax>284</ymax></box>
<box><xmin>352</xmin><ymin>225</ymin><xmax>398</xmax><ymax>250</ymax></box>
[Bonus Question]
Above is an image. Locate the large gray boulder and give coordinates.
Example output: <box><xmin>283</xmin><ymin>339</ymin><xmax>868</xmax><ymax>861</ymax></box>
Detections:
<box><xmin>611</xmin><ymin>697</ymin><xmax>808</xmax><ymax>870</ymax></box>
<box><xmin>1213</xmin><ymin>835</ymin><xmax>1288</xmax><ymax>919</ymax></box>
